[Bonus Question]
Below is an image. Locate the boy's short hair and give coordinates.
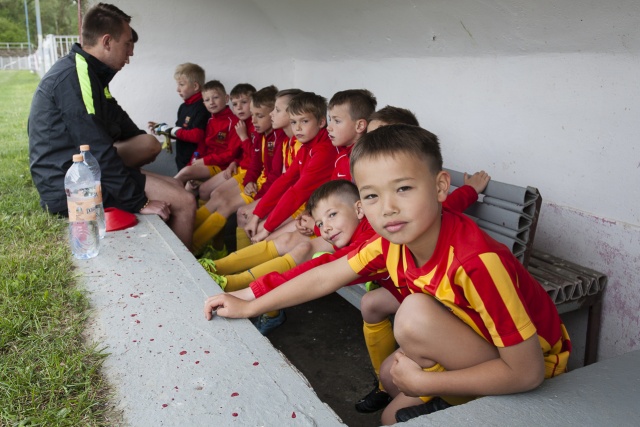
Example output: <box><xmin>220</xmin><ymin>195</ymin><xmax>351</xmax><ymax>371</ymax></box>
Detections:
<box><xmin>230</xmin><ymin>83</ymin><xmax>257</xmax><ymax>99</ymax></box>
<box><xmin>251</xmin><ymin>85</ymin><xmax>279</xmax><ymax>110</ymax></box>
<box><xmin>369</xmin><ymin>105</ymin><xmax>420</xmax><ymax>126</ymax></box>
<box><xmin>287</xmin><ymin>92</ymin><xmax>327</xmax><ymax>123</ymax></box>
<box><xmin>174</xmin><ymin>63</ymin><xmax>205</xmax><ymax>87</ymax></box>
<box><xmin>351</xmin><ymin>124</ymin><xmax>442</xmax><ymax>177</ymax></box>
<box><xmin>307</xmin><ymin>179</ymin><xmax>360</xmax><ymax>216</ymax></box>
<box><xmin>82</xmin><ymin>3</ymin><xmax>131</xmax><ymax>47</ymax></box>
<box><xmin>202</xmin><ymin>80</ymin><xmax>226</xmax><ymax>95</ymax></box>
<box><xmin>328</xmin><ymin>89</ymin><xmax>377</xmax><ymax>121</ymax></box>
<box><xmin>275</xmin><ymin>88</ymin><xmax>303</xmax><ymax>101</ymax></box>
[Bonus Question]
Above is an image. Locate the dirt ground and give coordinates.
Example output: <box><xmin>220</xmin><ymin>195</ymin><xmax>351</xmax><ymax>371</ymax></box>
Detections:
<box><xmin>264</xmin><ymin>292</ymin><xmax>384</xmax><ymax>427</ymax></box>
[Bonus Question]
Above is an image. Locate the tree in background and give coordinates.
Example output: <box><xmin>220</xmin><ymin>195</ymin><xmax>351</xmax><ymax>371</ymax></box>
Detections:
<box><xmin>0</xmin><ymin>0</ymin><xmax>87</xmax><ymax>43</ymax></box>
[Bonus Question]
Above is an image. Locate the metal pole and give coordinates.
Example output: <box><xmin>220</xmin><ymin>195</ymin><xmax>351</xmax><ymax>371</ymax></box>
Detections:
<box><xmin>77</xmin><ymin>0</ymin><xmax>83</xmax><ymax>44</ymax></box>
<box><xmin>34</xmin><ymin>0</ymin><xmax>44</xmax><ymax>73</ymax></box>
<box><xmin>24</xmin><ymin>0</ymin><xmax>32</xmax><ymax>58</ymax></box>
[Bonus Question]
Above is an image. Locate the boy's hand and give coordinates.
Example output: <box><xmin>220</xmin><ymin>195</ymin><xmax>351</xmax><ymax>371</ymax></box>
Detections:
<box><xmin>244</xmin><ymin>182</ymin><xmax>258</xmax><ymax>196</ymax></box>
<box><xmin>235</xmin><ymin>120</ymin><xmax>248</xmax><ymax>141</ymax></box>
<box><xmin>148</xmin><ymin>121</ymin><xmax>159</xmax><ymax>134</ymax></box>
<box><xmin>464</xmin><ymin>170</ymin><xmax>491</xmax><ymax>194</ymax></box>
<box><xmin>295</xmin><ymin>213</ymin><xmax>315</xmax><ymax>237</ymax></box>
<box><xmin>390</xmin><ymin>351</ymin><xmax>428</xmax><ymax>398</ymax></box>
<box><xmin>203</xmin><ymin>294</ymin><xmax>254</xmax><ymax>320</ymax></box>
<box><xmin>223</xmin><ymin>162</ymin><xmax>238</xmax><ymax>179</ymax></box>
<box><xmin>190</xmin><ymin>158</ymin><xmax>204</xmax><ymax>167</ymax></box>
<box><xmin>251</xmin><ymin>224</ymin><xmax>270</xmax><ymax>243</ymax></box>
<box><xmin>244</xmin><ymin>214</ymin><xmax>260</xmax><ymax>238</ymax></box>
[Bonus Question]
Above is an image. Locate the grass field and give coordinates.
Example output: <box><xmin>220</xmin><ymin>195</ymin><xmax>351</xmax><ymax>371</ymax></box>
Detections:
<box><xmin>0</xmin><ymin>70</ymin><xmax>113</xmax><ymax>426</ymax></box>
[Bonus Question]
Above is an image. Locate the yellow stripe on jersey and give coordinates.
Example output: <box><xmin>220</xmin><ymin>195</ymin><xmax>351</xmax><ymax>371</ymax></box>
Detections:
<box><xmin>447</xmin><ymin>266</ymin><xmax>493</xmax><ymax>342</ymax></box>
<box><xmin>478</xmin><ymin>252</ymin><xmax>537</xmax><ymax>343</ymax></box>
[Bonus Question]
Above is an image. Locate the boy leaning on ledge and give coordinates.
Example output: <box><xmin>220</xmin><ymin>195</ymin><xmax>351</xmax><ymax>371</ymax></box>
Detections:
<box><xmin>204</xmin><ymin>124</ymin><xmax>571</xmax><ymax>425</ymax></box>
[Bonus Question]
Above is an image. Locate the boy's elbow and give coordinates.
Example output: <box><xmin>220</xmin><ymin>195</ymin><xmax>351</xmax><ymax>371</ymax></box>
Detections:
<box><xmin>516</xmin><ymin>360</ymin><xmax>545</xmax><ymax>392</ymax></box>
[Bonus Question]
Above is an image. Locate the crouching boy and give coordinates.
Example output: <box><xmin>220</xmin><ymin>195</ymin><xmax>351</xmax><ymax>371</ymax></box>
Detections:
<box><xmin>204</xmin><ymin>124</ymin><xmax>571</xmax><ymax>426</ymax></box>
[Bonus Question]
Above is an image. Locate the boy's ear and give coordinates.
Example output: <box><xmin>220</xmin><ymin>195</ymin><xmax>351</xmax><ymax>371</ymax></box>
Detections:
<box><xmin>319</xmin><ymin>116</ymin><xmax>327</xmax><ymax>128</ymax></box>
<box><xmin>355</xmin><ymin>119</ymin><xmax>368</xmax><ymax>134</ymax></box>
<box><xmin>436</xmin><ymin>171</ymin><xmax>451</xmax><ymax>203</ymax></box>
<box><xmin>355</xmin><ymin>200</ymin><xmax>365</xmax><ymax>220</ymax></box>
<box><xmin>194</xmin><ymin>82</ymin><xmax>201</xmax><ymax>92</ymax></box>
<box><xmin>224</xmin><ymin>94</ymin><xmax>230</xmax><ymax>103</ymax></box>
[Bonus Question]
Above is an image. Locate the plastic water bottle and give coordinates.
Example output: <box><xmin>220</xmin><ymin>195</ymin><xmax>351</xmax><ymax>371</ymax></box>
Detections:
<box><xmin>80</xmin><ymin>145</ymin><xmax>105</xmax><ymax>238</ymax></box>
<box><xmin>65</xmin><ymin>154</ymin><xmax>100</xmax><ymax>259</ymax></box>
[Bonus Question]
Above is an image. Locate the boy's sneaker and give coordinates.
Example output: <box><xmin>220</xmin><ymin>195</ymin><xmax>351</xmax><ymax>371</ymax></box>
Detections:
<box><xmin>394</xmin><ymin>397</ymin><xmax>452</xmax><ymax>422</ymax></box>
<box><xmin>197</xmin><ymin>258</ymin><xmax>227</xmax><ymax>290</ymax></box>
<box><xmin>253</xmin><ymin>310</ymin><xmax>286</xmax><ymax>335</ymax></box>
<box><xmin>355</xmin><ymin>381</ymin><xmax>392</xmax><ymax>413</ymax></box>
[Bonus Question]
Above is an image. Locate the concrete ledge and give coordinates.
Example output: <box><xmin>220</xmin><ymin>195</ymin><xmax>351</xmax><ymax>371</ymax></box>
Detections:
<box><xmin>76</xmin><ymin>215</ymin><xmax>344</xmax><ymax>426</ymax></box>
<box><xmin>400</xmin><ymin>349</ymin><xmax>640</xmax><ymax>426</ymax></box>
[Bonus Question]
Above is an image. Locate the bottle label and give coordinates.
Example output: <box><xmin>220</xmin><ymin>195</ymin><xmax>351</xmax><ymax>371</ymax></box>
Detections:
<box><xmin>96</xmin><ymin>182</ymin><xmax>103</xmax><ymax>204</ymax></box>
<box><xmin>67</xmin><ymin>197</ymin><xmax>97</xmax><ymax>221</ymax></box>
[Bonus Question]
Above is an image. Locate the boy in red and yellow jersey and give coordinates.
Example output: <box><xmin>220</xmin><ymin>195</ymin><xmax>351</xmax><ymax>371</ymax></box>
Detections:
<box><xmin>204</xmin><ymin>124</ymin><xmax>571</xmax><ymax>426</ymax></box>
<box><xmin>173</xmin><ymin>80</ymin><xmax>238</xmax><ymax>188</ymax></box>
<box><xmin>192</xmin><ymin>85</ymin><xmax>281</xmax><ymax>253</ymax></box>
<box><xmin>244</xmin><ymin>92</ymin><xmax>338</xmax><ymax>243</ymax></box>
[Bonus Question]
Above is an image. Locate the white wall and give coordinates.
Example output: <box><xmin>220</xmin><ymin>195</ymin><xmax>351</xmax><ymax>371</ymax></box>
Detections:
<box><xmin>105</xmin><ymin>0</ymin><xmax>640</xmax><ymax>360</ymax></box>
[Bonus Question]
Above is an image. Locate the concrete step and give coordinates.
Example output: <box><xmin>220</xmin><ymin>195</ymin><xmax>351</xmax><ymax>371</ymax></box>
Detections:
<box><xmin>76</xmin><ymin>215</ymin><xmax>344</xmax><ymax>426</ymax></box>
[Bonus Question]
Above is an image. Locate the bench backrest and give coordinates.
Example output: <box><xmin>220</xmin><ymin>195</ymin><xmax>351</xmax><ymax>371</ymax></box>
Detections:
<box><xmin>445</xmin><ymin>168</ymin><xmax>542</xmax><ymax>268</ymax></box>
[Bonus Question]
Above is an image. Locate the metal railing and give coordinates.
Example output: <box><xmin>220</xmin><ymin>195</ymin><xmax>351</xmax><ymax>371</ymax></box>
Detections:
<box><xmin>0</xmin><ymin>35</ymin><xmax>78</xmax><ymax>76</ymax></box>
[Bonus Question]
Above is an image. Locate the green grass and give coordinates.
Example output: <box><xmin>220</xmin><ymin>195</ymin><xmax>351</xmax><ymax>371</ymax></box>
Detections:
<box><xmin>0</xmin><ymin>71</ymin><xmax>113</xmax><ymax>427</ymax></box>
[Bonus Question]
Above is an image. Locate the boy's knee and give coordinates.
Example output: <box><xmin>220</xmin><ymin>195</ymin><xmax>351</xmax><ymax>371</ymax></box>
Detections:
<box><xmin>290</xmin><ymin>240</ymin><xmax>313</xmax><ymax>260</ymax></box>
<box><xmin>394</xmin><ymin>294</ymin><xmax>439</xmax><ymax>341</ymax></box>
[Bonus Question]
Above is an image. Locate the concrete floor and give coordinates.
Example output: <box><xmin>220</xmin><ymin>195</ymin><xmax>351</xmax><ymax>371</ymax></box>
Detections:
<box><xmin>265</xmin><ymin>293</ymin><xmax>383</xmax><ymax>427</ymax></box>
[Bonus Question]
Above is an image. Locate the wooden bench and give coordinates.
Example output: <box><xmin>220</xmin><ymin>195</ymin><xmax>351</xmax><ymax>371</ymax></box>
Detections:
<box><xmin>337</xmin><ymin>168</ymin><xmax>606</xmax><ymax>365</ymax></box>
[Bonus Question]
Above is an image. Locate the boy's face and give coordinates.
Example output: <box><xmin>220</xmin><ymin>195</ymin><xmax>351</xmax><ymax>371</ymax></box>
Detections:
<box><xmin>270</xmin><ymin>96</ymin><xmax>291</xmax><ymax>130</ymax></box>
<box><xmin>354</xmin><ymin>153</ymin><xmax>449</xmax><ymax>260</ymax></box>
<box><xmin>289</xmin><ymin>112</ymin><xmax>325</xmax><ymax>144</ymax></box>
<box><xmin>250</xmin><ymin>102</ymin><xmax>273</xmax><ymax>135</ymax></box>
<box><xmin>176</xmin><ymin>76</ymin><xmax>199</xmax><ymax>100</ymax></box>
<box><xmin>327</xmin><ymin>104</ymin><xmax>363</xmax><ymax>148</ymax></box>
<box><xmin>202</xmin><ymin>89</ymin><xmax>228</xmax><ymax>115</ymax></box>
<box><xmin>312</xmin><ymin>194</ymin><xmax>364</xmax><ymax>249</ymax></box>
<box><xmin>367</xmin><ymin>119</ymin><xmax>385</xmax><ymax>132</ymax></box>
<box><xmin>231</xmin><ymin>94</ymin><xmax>252</xmax><ymax>121</ymax></box>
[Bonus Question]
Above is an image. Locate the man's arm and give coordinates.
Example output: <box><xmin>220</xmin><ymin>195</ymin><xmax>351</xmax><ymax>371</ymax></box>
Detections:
<box><xmin>204</xmin><ymin>255</ymin><xmax>359</xmax><ymax>319</ymax></box>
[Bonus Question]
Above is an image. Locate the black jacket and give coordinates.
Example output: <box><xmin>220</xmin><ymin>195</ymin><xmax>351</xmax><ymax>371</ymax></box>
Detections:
<box><xmin>29</xmin><ymin>44</ymin><xmax>147</xmax><ymax>214</ymax></box>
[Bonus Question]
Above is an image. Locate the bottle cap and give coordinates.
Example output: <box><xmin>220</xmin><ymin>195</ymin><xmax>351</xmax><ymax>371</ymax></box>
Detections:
<box><xmin>80</xmin><ymin>144</ymin><xmax>90</xmax><ymax>151</ymax></box>
<box><xmin>72</xmin><ymin>154</ymin><xmax>84</xmax><ymax>162</ymax></box>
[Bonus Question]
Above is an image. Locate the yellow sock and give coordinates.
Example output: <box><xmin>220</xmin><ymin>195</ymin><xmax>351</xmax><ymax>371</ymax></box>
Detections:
<box><xmin>265</xmin><ymin>310</ymin><xmax>280</xmax><ymax>318</ymax></box>
<box><xmin>192</xmin><ymin>212</ymin><xmax>226</xmax><ymax>254</ymax></box>
<box><xmin>198</xmin><ymin>199</ymin><xmax>206</xmax><ymax>208</ymax></box>
<box><xmin>214</xmin><ymin>240</ymin><xmax>280</xmax><ymax>275</ymax></box>
<box><xmin>363</xmin><ymin>318</ymin><xmax>396</xmax><ymax>391</ymax></box>
<box><xmin>194</xmin><ymin>205</ymin><xmax>211</xmax><ymax>229</ymax></box>
<box><xmin>223</xmin><ymin>254</ymin><xmax>297</xmax><ymax>292</ymax></box>
<box><xmin>236</xmin><ymin>227</ymin><xmax>252</xmax><ymax>250</ymax></box>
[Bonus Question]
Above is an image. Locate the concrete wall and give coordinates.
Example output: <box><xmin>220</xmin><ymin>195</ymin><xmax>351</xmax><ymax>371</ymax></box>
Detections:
<box><xmin>105</xmin><ymin>0</ymin><xmax>640</xmax><ymax>360</ymax></box>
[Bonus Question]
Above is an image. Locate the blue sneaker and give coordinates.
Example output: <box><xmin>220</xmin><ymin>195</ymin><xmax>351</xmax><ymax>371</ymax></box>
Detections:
<box><xmin>253</xmin><ymin>310</ymin><xmax>286</xmax><ymax>335</ymax></box>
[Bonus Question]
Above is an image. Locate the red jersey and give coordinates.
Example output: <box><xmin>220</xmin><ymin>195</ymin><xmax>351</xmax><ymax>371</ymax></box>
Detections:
<box><xmin>252</xmin><ymin>185</ymin><xmax>481</xmax><ymax>300</ymax></box>
<box><xmin>230</xmin><ymin>118</ymin><xmax>256</xmax><ymax>170</ymax></box>
<box><xmin>193</xmin><ymin>106</ymin><xmax>239</xmax><ymax>168</ymax></box>
<box><xmin>331</xmin><ymin>145</ymin><xmax>353</xmax><ymax>181</ymax></box>
<box><xmin>347</xmin><ymin>208</ymin><xmax>571</xmax><ymax>376</ymax></box>
<box><xmin>282</xmin><ymin>136</ymin><xmax>301</xmax><ymax>172</ymax></box>
<box><xmin>253</xmin><ymin>128</ymin><xmax>338</xmax><ymax>232</ymax></box>
<box><xmin>243</xmin><ymin>129</ymin><xmax>287</xmax><ymax>199</ymax></box>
